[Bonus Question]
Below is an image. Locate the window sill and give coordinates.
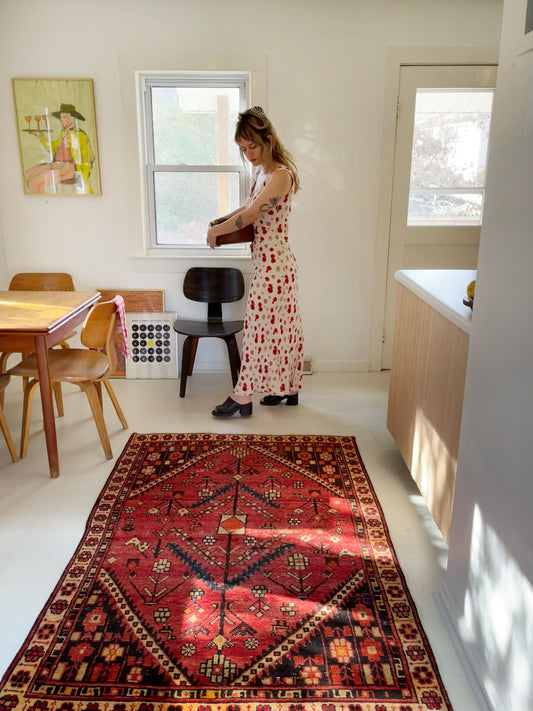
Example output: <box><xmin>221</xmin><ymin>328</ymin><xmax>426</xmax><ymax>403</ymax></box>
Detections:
<box><xmin>128</xmin><ymin>250</ymin><xmax>252</xmax><ymax>272</ymax></box>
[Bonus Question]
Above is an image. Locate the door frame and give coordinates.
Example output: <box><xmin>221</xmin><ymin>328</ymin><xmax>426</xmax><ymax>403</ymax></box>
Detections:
<box><xmin>369</xmin><ymin>46</ymin><xmax>499</xmax><ymax>372</ymax></box>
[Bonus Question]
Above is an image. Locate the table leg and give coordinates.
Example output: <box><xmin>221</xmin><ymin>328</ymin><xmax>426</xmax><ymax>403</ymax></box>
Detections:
<box><xmin>35</xmin><ymin>337</ymin><xmax>59</xmax><ymax>478</ymax></box>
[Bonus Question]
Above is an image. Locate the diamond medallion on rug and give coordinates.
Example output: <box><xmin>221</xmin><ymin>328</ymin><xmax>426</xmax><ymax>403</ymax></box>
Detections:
<box><xmin>0</xmin><ymin>434</ymin><xmax>452</xmax><ymax>711</ymax></box>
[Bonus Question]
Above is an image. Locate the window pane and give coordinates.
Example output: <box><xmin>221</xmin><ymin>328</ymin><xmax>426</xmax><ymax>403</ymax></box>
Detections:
<box><xmin>408</xmin><ymin>191</ymin><xmax>483</xmax><ymax>225</ymax></box>
<box><xmin>151</xmin><ymin>87</ymin><xmax>241</xmax><ymax>165</ymax></box>
<box><xmin>408</xmin><ymin>89</ymin><xmax>493</xmax><ymax>225</ymax></box>
<box><xmin>154</xmin><ymin>172</ymin><xmax>241</xmax><ymax>246</ymax></box>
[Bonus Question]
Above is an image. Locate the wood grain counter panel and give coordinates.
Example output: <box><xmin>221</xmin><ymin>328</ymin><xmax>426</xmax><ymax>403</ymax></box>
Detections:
<box><xmin>387</xmin><ymin>283</ymin><xmax>469</xmax><ymax>542</ymax></box>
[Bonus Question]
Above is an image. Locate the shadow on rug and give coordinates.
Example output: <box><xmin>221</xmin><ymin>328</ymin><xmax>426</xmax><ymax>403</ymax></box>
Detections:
<box><xmin>0</xmin><ymin>434</ymin><xmax>452</xmax><ymax>711</ymax></box>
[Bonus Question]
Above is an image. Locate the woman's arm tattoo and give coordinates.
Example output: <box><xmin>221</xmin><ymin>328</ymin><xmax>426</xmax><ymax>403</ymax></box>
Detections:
<box><xmin>258</xmin><ymin>197</ymin><xmax>280</xmax><ymax>215</ymax></box>
<box><xmin>236</xmin><ymin>197</ymin><xmax>280</xmax><ymax>229</ymax></box>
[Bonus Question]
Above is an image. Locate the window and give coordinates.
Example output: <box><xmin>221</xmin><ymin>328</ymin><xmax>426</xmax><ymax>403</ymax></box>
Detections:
<box><xmin>408</xmin><ymin>89</ymin><xmax>494</xmax><ymax>225</ymax></box>
<box><xmin>140</xmin><ymin>73</ymin><xmax>249</xmax><ymax>251</ymax></box>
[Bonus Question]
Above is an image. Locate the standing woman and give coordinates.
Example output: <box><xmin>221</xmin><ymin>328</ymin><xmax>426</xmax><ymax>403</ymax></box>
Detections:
<box><xmin>207</xmin><ymin>106</ymin><xmax>304</xmax><ymax>417</ymax></box>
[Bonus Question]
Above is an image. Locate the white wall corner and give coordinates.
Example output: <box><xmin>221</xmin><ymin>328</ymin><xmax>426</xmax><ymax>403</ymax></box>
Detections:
<box><xmin>434</xmin><ymin>583</ymin><xmax>496</xmax><ymax>711</ymax></box>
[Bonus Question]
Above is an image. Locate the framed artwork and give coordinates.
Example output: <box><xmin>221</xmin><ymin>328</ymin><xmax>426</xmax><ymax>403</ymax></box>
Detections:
<box><xmin>12</xmin><ymin>78</ymin><xmax>101</xmax><ymax>195</ymax></box>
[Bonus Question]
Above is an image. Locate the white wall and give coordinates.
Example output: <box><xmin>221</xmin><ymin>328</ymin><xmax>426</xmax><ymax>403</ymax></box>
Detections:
<box><xmin>438</xmin><ymin>1</ymin><xmax>533</xmax><ymax>710</ymax></box>
<box><xmin>0</xmin><ymin>0</ymin><xmax>503</xmax><ymax>373</ymax></box>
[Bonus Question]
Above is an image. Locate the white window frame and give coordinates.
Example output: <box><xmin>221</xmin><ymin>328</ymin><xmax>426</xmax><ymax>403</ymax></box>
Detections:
<box><xmin>138</xmin><ymin>71</ymin><xmax>250</xmax><ymax>254</ymax></box>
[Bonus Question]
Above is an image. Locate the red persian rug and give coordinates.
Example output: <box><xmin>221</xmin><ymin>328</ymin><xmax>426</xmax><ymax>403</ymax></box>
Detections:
<box><xmin>0</xmin><ymin>434</ymin><xmax>452</xmax><ymax>711</ymax></box>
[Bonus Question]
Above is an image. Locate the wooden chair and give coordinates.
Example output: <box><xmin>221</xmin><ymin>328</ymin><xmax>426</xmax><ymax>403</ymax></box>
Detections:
<box><xmin>0</xmin><ymin>374</ymin><xmax>18</xmax><ymax>462</ymax></box>
<box><xmin>9</xmin><ymin>300</ymin><xmax>128</xmax><ymax>460</ymax></box>
<box><xmin>0</xmin><ymin>273</ymin><xmax>77</xmax><ymax>413</ymax></box>
<box><xmin>7</xmin><ymin>272</ymin><xmax>76</xmax><ymax>292</ymax></box>
<box><xmin>173</xmin><ymin>267</ymin><xmax>245</xmax><ymax>397</ymax></box>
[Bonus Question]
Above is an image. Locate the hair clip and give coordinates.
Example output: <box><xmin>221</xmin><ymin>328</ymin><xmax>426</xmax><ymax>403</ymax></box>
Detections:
<box><xmin>250</xmin><ymin>106</ymin><xmax>267</xmax><ymax>119</ymax></box>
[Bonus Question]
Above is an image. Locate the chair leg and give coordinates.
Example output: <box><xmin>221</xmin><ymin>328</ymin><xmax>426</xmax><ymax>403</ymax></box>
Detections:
<box><xmin>53</xmin><ymin>382</ymin><xmax>64</xmax><ymax>417</ymax></box>
<box><xmin>186</xmin><ymin>337</ymin><xmax>198</xmax><ymax>375</ymax></box>
<box><xmin>20</xmin><ymin>379</ymin><xmax>40</xmax><ymax>459</ymax></box>
<box><xmin>103</xmin><ymin>379</ymin><xmax>128</xmax><ymax>429</ymax></box>
<box><xmin>0</xmin><ymin>405</ymin><xmax>18</xmax><ymax>463</ymax></box>
<box><xmin>0</xmin><ymin>352</ymin><xmax>9</xmax><ymax>375</ymax></box>
<box><xmin>0</xmin><ymin>353</ymin><xmax>9</xmax><ymax>408</ymax></box>
<box><xmin>180</xmin><ymin>336</ymin><xmax>198</xmax><ymax>398</ymax></box>
<box><xmin>225</xmin><ymin>336</ymin><xmax>242</xmax><ymax>388</ymax></box>
<box><xmin>51</xmin><ymin>343</ymin><xmax>71</xmax><ymax>416</ymax></box>
<box><xmin>94</xmin><ymin>381</ymin><xmax>103</xmax><ymax>407</ymax></box>
<box><xmin>79</xmin><ymin>382</ymin><xmax>113</xmax><ymax>459</ymax></box>
<box><xmin>1</xmin><ymin>353</ymin><xmax>32</xmax><ymax>407</ymax></box>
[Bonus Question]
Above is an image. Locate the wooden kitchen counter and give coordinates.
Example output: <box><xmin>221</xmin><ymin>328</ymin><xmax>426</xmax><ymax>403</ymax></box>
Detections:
<box><xmin>387</xmin><ymin>270</ymin><xmax>475</xmax><ymax>542</ymax></box>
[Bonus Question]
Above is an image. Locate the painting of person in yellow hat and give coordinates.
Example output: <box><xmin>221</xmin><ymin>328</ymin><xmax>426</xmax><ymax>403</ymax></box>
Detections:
<box><xmin>23</xmin><ymin>102</ymin><xmax>96</xmax><ymax>194</ymax></box>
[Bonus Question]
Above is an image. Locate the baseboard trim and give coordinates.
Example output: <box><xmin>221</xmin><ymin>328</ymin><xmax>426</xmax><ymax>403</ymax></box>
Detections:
<box><xmin>310</xmin><ymin>359</ymin><xmax>370</xmax><ymax>373</ymax></box>
<box><xmin>434</xmin><ymin>583</ymin><xmax>495</xmax><ymax>711</ymax></box>
<box><xmin>189</xmin><ymin>360</ymin><xmax>371</xmax><ymax>374</ymax></box>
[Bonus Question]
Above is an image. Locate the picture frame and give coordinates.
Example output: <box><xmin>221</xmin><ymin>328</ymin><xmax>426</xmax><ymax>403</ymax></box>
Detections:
<box><xmin>12</xmin><ymin>77</ymin><xmax>101</xmax><ymax>195</ymax></box>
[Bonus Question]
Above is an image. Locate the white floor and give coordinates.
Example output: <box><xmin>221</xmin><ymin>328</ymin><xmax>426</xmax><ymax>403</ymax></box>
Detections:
<box><xmin>0</xmin><ymin>372</ymin><xmax>479</xmax><ymax>710</ymax></box>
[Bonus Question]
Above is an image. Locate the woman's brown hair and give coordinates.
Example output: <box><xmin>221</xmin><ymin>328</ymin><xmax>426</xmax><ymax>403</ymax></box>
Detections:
<box><xmin>235</xmin><ymin>107</ymin><xmax>300</xmax><ymax>193</ymax></box>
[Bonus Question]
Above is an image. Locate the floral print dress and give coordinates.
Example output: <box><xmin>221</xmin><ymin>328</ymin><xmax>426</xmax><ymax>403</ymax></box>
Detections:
<box><xmin>233</xmin><ymin>166</ymin><xmax>304</xmax><ymax>398</ymax></box>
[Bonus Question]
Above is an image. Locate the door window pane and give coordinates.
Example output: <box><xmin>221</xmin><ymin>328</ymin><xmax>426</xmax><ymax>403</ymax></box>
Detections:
<box><xmin>408</xmin><ymin>90</ymin><xmax>494</xmax><ymax>225</ymax></box>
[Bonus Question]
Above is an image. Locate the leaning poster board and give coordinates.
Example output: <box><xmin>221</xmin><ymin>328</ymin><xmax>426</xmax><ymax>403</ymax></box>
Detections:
<box><xmin>97</xmin><ymin>289</ymin><xmax>164</xmax><ymax>377</ymax></box>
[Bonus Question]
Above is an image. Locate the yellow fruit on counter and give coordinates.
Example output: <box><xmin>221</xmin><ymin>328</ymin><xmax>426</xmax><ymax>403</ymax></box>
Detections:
<box><xmin>467</xmin><ymin>280</ymin><xmax>476</xmax><ymax>299</ymax></box>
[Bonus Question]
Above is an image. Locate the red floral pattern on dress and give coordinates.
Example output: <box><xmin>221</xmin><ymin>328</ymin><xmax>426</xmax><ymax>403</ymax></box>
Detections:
<box><xmin>234</xmin><ymin>166</ymin><xmax>304</xmax><ymax>397</ymax></box>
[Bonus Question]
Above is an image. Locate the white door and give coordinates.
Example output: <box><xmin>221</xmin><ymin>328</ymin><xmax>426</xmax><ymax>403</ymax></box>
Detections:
<box><xmin>382</xmin><ymin>64</ymin><xmax>497</xmax><ymax>369</ymax></box>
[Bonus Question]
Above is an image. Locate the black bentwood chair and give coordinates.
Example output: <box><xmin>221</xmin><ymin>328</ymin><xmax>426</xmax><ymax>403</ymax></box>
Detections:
<box><xmin>173</xmin><ymin>267</ymin><xmax>245</xmax><ymax>398</ymax></box>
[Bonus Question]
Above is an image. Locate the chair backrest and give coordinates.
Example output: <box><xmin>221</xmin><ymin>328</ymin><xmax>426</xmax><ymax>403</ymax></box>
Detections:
<box><xmin>183</xmin><ymin>267</ymin><xmax>244</xmax><ymax>322</ymax></box>
<box><xmin>81</xmin><ymin>301</ymin><xmax>118</xmax><ymax>374</ymax></box>
<box><xmin>9</xmin><ymin>272</ymin><xmax>75</xmax><ymax>291</ymax></box>
<box><xmin>184</xmin><ymin>268</ymin><xmax>244</xmax><ymax>303</ymax></box>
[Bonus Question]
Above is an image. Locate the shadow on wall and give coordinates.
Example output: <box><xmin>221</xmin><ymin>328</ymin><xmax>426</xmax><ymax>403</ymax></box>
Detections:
<box><xmin>458</xmin><ymin>504</ymin><xmax>533</xmax><ymax>711</ymax></box>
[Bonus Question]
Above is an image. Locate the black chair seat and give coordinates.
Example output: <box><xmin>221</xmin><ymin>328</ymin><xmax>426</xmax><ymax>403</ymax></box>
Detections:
<box><xmin>174</xmin><ymin>319</ymin><xmax>244</xmax><ymax>338</ymax></box>
<box><xmin>173</xmin><ymin>267</ymin><xmax>245</xmax><ymax>397</ymax></box>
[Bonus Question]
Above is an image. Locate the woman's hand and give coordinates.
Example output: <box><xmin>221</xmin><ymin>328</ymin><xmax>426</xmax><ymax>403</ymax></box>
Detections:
<box><xmin>206</xmin><ymin>227</ymin><xmax>218</xmax><ymax>249</ymax></box>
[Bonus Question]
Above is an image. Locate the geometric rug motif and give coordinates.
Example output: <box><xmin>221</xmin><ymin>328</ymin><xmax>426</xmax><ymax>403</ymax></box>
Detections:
<box><xmin>0</xmin><ymin>434</ymin><xmax>453</xmax><ymax>711</ymax></box>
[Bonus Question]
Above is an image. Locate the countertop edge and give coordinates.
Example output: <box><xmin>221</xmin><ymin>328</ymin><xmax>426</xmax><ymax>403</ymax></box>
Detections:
<box><xmin>394</xmin><ymin>269</ymin><xmax>474</xmax><ymax>334</ymax></box>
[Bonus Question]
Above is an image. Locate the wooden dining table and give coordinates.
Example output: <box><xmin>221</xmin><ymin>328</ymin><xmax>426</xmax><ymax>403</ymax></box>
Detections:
<box><xmin>0</xmin><ymin>290</ymin><xmax>100</xmax><ymax>478</ymax></box>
